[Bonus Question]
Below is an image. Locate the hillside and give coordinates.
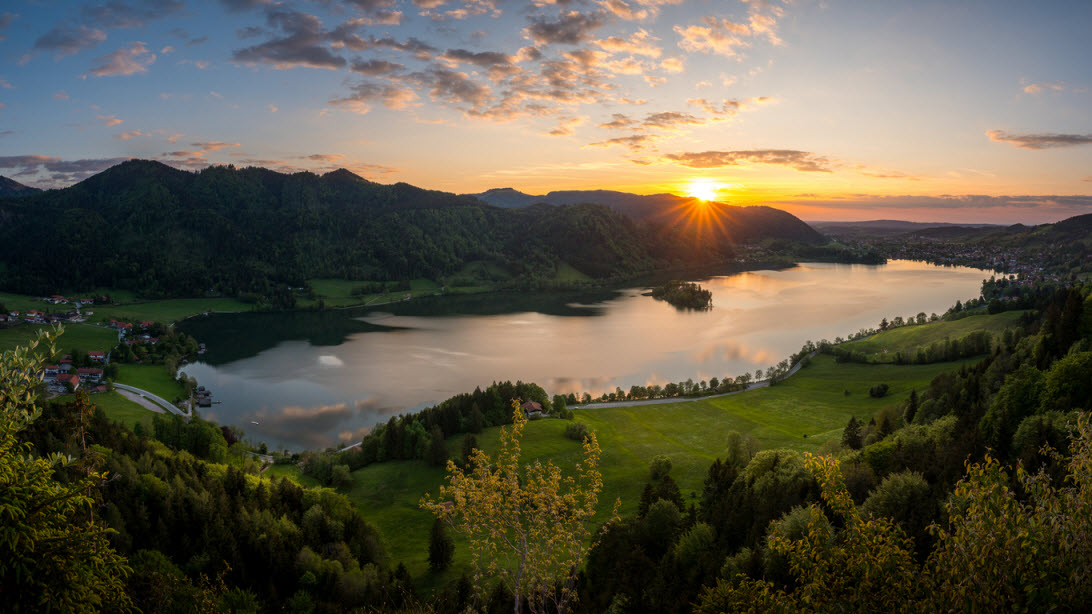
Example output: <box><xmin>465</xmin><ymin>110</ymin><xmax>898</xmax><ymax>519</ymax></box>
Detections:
<box><xmin>0</xmin><ymin>161</ymin><xmax>823</xmax><ymax>297</ymax></box>
<box><xmin>0</xmin><ymin>175</ymin><xmax>41</xmax><ymax>198</ymax></box>
<box><xmin>811</xmin><ymin>219</ymin><xmax>1002</xmax><ymax>239</ymax></box>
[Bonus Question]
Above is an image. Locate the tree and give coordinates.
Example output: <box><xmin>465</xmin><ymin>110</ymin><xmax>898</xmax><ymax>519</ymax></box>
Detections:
<box><xmin>842</xmin><ymin>416</ymin><xmax>862</xmax><ymax>450</ymax></box>
<box><xmin>649</xmin><ymin>455</ymin><xmax>672</xmax><ymax>481</ymax></box>
<box><xmin>905</xmin><ymin>389</ymin><xmax>919</xmax><ymax>425</ymax></box>
<box><xmin>422</xmin><ymin>401</ymin><xmax>617</xmax><ymax>614</ymax></box>
<box><xmin>427</xmin><ymin>425</ymin><xmax>448</xmax><ymax>467</ymax></box>
<box><xmin>330</xmin><ymin>464</ymin><xmax>353</xmax><ymax>490</ymax></box>
<box><xmin>428</xmin><ymin>518</ymin><xmax>455</xmax><ymax>572</ymax></box>
<box><xmin>0</xmin><ymin>330</ymin><xmax>133</xmax><ymax>612</ymax></box>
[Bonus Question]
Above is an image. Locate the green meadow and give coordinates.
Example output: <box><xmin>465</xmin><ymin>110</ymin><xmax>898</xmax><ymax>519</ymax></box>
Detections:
<box><xmin>345</xmin><ymin>354</ymin><xmax>972</xmax><ymax>584</ymax></box>
<box><xmin>0</xmin><ymin>322</ymin><xmax>117</xmax><ymax>356</ymax></box>
<box><xmin>116</xmin><ymin>364</ymin><xmax>186</xmax><ymax>401</ymax></box>
<box><xmin>839</xmin><ymin>310</ymin><xmax>1025</xmax><ymax>361</ymax></box>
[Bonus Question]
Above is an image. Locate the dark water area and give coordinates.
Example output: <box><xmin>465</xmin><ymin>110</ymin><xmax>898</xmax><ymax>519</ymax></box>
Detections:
<box><xmin>177</xmin><ymin>261</ymin><xmax>992</xmax><ymax>451</ymax></box>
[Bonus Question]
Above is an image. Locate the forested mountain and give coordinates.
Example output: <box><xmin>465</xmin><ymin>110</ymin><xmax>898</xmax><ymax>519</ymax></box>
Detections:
<box><xmin>0</xmin><ymin>175</ymin><xmax>40</xmax><ymax>198</ymax></box>
<box><xmin>0</xmin><ymin>160</ymin><xmax>823</xmax><ymax>297</ymax></box>
<box><xmin>811</xmin><ymin>219</ymin><xmax>1002</xmax><ymax>239</ymax></box>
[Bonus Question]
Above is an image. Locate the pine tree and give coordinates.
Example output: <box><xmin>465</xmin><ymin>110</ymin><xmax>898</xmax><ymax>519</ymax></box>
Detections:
<box><xmin>842</xmin><ymin>417</ymin><xmax>862</xmax><ymax>450</ymax></box>
<box><xmin>905</xmin><ymin>389</ymin><xmax>919</xmax><ymax>424</ymax></box>
<box><xmin>429</xmin><ymin>518</ymin><xmax>455</xmax><ymax>572</ymax></box>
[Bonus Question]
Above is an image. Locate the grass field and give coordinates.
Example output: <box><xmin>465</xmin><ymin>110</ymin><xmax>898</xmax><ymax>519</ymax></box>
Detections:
<box><xmin>52</xmin><ymin>390</ymin><xmax>156</xmax><ymax>431</ymax></box>
<box><xmin>264</xmin><ymin>463</ymin><xmax>323</xmax><ymax>487</ymax></box>
<box><xmin>346</xmin><ymin>354</ymin><xmax>971</xmax><ymax>584</ymax></box>
<box><xmin>116</xmin><ymin>364</ymin><xmax>185</xmax><ymax>400</ymax></box>
<box><xmin>0</xmin><ymin>323</ymin><xmax>117</xmax><ymax>356</ymax></box>
<box><xmin>89</xmin><ymin>298</ymin><xmax>253</xmax><ymax>324</ymax></box>
<box><xmin>839</xmin><ymin>311</ymin><xmax>1026</xmax><ymax>360</ymax></box>
<box><xmin>553</xmin><ymin>262</ymin><xmax>592</xmax><ymax>283</ymax></box>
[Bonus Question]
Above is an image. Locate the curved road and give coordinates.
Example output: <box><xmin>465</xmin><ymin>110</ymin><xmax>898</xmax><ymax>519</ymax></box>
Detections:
<box><xmin>114</xmin><ymin>383</ymin><xmax>191</xmax><ymax>418</ymax></box>
<box><xmin>571</xmin><ymin>351</ymin><xmax>815</xmax><ymax>411</ymax></box>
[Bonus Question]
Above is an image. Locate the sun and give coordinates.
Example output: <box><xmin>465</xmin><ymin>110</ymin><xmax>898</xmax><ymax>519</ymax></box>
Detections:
<box><xmin>686</xmin><ymin>179</ymin><xmax>724</xmax><ymax>202</ymax></box>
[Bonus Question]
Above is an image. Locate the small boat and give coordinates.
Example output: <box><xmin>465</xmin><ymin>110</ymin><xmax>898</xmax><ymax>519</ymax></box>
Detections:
<box><xmin>251</xmin><ymin>421</ymin><xmax>259</xmax><ymax>425</ymax></box>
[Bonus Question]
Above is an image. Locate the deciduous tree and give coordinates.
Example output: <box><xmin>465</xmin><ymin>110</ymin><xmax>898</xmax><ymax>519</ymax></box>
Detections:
<box><xmin>422</xmin><ymin>401</ymin><xmax>617</xmax><ymax>614</ymax></box>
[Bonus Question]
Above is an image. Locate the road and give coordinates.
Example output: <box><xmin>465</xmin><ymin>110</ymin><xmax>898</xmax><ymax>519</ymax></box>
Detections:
<box><xmin>114</xmin><ymin>383</ymin><xmax>191</xmax><ymax>417</ymax></box>
<box><xmin>571</xmin><ymin>351</ymin><xmax>815</xmax><ymax>410</ymax></box>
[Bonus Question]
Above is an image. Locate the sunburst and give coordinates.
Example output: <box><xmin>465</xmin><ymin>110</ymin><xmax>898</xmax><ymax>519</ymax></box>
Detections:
<box><xmin>686</xmin><ymin>179</ymin><xmax>724</xmax><ymax>202</ymax></box>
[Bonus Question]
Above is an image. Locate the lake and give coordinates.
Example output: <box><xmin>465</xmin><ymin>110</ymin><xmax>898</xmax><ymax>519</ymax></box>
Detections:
<box><xmin>177</xmin><ymin>261</ymin><xmax>992</xmax><ymax>450</ymax></box>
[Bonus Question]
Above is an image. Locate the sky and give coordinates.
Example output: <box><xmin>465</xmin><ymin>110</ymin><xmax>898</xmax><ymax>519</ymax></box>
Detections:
<box><xmin>0</xmin><ymin>0</ymin><xmax>1090</xmax><ymax>223</ymax></box>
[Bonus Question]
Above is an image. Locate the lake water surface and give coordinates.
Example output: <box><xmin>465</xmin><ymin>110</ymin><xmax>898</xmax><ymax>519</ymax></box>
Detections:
<box><xmin>178</xmin><ymin>261</ymin><xmax>992</xmax><ymax>450</ymax></box>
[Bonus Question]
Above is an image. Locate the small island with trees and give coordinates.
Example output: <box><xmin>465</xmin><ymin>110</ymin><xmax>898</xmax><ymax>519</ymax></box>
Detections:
<box><xmin>650</xmin><ymin>280</ymin><xmax>714</xmax><ymax>310</ymax></box>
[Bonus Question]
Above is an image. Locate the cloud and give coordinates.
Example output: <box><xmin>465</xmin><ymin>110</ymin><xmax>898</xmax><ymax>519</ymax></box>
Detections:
<box><xmin>664</xmin><ymin>149</ymin><xmax>835</xmax><ymax>172</ymax></box>
<box><xmin>304</xmin><ymin>153</ymin><xmax>346</xmax><ymax>163</ymax></box>
<box><xmin>88</xmin><ymin>42</ymin><xmax>156</xmax><ymax>76</ymax></box>
<box><xmin>267</xmin><ymin>104</ymin><xmax>277</xmax><ymax>113</ymax></box>
<box><xmin>81</xmin><ymin>0</ymin><xmax>184</xmax><ymax>29</ymax></box>
<box><xmin>986</xmin><ymin>129</ymin><xmax>1092</xmax><ymax>150</ymax></box>
<box><xmin>675</xmin><ymin>17</ymin><xmax>752</xmax><ymax>58</ymax></box>
<box><xmin>687</xmin><ymin>96</ymin><xmax>775</xmax><ymax>117</ymax></box>
<box><xmin>331</xmin><ymin>32</ymin><xmax>437</xmax><ymax>61</ymax></box>
<box><xmin>329</xmin><ymin>81</ymin><xmax>419</xmax><ymax>113</ymax></box>
<box><xmin>0</xmin><ymin>12</ymin><xmax>14</xmax><ymax>40</ymax></box>
<box><xmin>642</xmin><ymin>111</ymin><xmax>703</xmax><ymax>129</ymax></box>
<box><xmin>544</xmin><ymin>115</ymin><xmax>584</xmax><ymax>136</ymax></box>
<box><xmin>191</xmin><ymin>141</ymin><xmax>240</xmax><ymax>151</ymax></box>
<box><xmin>1022</xmin><ymin>81</ymin><xmax>1066</xmax><ymax>94</ymax></box>
<box><xmin>595</xmin><ymin>29</ymin><xmax>661</xmax><ymax>57</ymax></box>
<box><xmin>599</xmin><ymin>113</ymin><xmax>640</xmax><ymax>129</ymax></box>
<box><xmin>98</xmin><ymin>114</ymin><xmax>123</xmax><ymax>126</ymax></box>
<box><xmin>233</xmin><ymin>8</ymin><xmax>347</xmax><ymax>70</ymax></box>
<box><xmin>588</xmin><ymin>133</ymin><xmax>660</xmax><ymax>151</ymax></box>
<box><xmin>34</xmin><ymin>25</ymin><xmax>108</xmax><ymax>59</ymax></box>
<box><xmin>525</xmin><ymin>11</ymin><xmax>606</xmax><ymax>45</ymax></box>
<box><xmin>0</xmin><ymin>155</ymin><xmax>131</xmax><ymax>186</ymax></box>
<box><xmin>115</xmin><ymin>130</ymin><xmax>152</xmax><ymax>140</ymax></box>
<box><xmin>349</xmin><ymin>58</ymin><xmax>405</xmax><ymax>75</ymax></box>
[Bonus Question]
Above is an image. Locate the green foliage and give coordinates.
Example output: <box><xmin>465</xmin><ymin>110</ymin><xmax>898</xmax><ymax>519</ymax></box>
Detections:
<box><xmin>564</xmin><ymin>421</ymin><xmax>589</xmax><ymax>441</ymax></box>
<box><xmin>649</xmin><ymin>454</ymin><xmax>672</xmax><ymax>480</ymax></box>
<box><xmin>0</xmin><ymin>331</ymin><xmax>133</xmax><ymax>612</ymax></box>
<box><xmin>1040</xmin><ymin>351</ymin><xmax>1092</xmax><ymax>412</ymax></box>
<box><xmin>869</xmin><ymin>383</ymin><xmax>890</xmax><ymax>398</ymax></box>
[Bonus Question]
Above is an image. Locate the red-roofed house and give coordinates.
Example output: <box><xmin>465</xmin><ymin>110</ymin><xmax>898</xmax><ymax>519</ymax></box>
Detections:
<box><xmin>43</xmin><ymin>365</ymin><xmax>60</xmax><ymax>377</ymax></box>
<box><xmin>77</xmin><ymin>368</ymin><xmax>103</xmax><ymax>382</ymax></box>
<box><xmin>140</xmin><ymin>320</ymin><xmax>154</xmax><ymax>329</ymax></box>
<box><xmin>56</xmin><ymin>373</ymin><xmax>80</xmax><ymax>390</ymax></box>
<box><xmin>520</xmin><ymin>400</ymin><xmax>544</xmax><ymax>416</ymax></box>
<box><xmin>88</xmin><ymin>351</ymin><xmax>105</xmax><ymax>362</ymax></box>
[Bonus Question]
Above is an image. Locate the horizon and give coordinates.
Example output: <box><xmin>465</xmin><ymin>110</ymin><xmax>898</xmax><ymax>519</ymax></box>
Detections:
<box><xmin>0</xmin><ymin>1</ymin><xmax>1090</xmax><ymax>224</ymax></box>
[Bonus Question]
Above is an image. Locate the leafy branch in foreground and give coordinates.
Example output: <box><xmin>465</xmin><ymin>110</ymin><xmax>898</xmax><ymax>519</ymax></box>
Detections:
<box><xmin>422</xmin><ymin>401</ymin><xmax>618</xmax><ymax>614</ymax></box>
<box><xmin>0</xmin><ymin>328</ymin><xmax>133</xmax><ymax>612</ymax></box>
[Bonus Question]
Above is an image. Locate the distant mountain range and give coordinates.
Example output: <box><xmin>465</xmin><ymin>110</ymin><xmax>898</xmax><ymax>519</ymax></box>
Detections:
<box><xmin>0</xmin><ymin>175</ymin><xmax>41</xmax><ymax>198</ymax></box>
<box><xmin>0</xmin><ymin>161</ymin><xmax>823</xmax><ymax>297</ymax></box>
<box><xmin>810</xmin><ymin>219</ymin><xmax>1003</xmax><ymax>239</ymax></box>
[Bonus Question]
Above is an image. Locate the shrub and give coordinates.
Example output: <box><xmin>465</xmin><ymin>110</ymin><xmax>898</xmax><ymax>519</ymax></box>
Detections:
<box><xmin>869</xmin><ymin>383</ymin><xmax>890</xmax><ymax>398</ymax></box>
<box><xmin>564</xmin><ymin>422</ymin><xmax>589</xmax><ymax>441</ymax></box>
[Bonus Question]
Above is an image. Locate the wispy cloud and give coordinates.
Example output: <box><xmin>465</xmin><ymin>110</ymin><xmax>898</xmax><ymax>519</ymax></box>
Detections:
<box><xmin>34</xmin><ymin>25</ymin><xmax>107</xmax><ymax>59</ymax></box>
<box><xmin>525</xmin><ymin>11</ymin><xmax>606</xmax><ymax>45</ymax></box>
<box><xmin>88</xmin><ymin>42</ymin><xmax>156</xmax><ymax>76</ymax></box>
<box><xmin>664</xmin><ymin>149</ymin><xmax>835</xmax><ymax>172</ymax></box>
<box><xmin>233</xmin><ymin>8</ymin><xmax>347</xmax><ymax>70</ymax></box>
<box><xmin>1022</xmin><ymin>81</ymin><xmax>1066</xmax><ymax>94</ymax></box>
<box><xmin>987</xmin><ymin>129</ymin><xmax>1092</xmax><ymax>150</ymax></box>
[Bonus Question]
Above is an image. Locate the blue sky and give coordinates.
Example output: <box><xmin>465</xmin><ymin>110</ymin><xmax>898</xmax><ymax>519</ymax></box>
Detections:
<box><xmin>0</xmin><ymin>0</ymin><xmax>1090</xmax><ymax>222</ymax></box>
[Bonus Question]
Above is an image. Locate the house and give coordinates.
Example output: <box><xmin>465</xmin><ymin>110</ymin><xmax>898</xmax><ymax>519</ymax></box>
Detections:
<box><xmin>520</xmin><ymin>400</ymin><xmax>545</xmax><ymax>417</ymax></box>
<box><xmin>140</xmin><ymin>320</ymin><xmax>154</xmax><ymax>329</ymax></box>
<box><xmin>43</xmin><ymin>365</ymin><xmax>60</xmax><ymax>378</ymax></box>
<box><xmin>49</xmin><ymin>295</ymin><xmax>66</xmax><ymax>305</ymax></box>
<box><xmin>56</xmin><ymin>373</ymin><xmax>80</xmax><ymax>391</ymax></box>
<box><xmin>77</xmin><ymin>367</ymin><xmax>103</xmax><ymax>383</ymax></box>
<box><xmin>88</xmin><ymin>351</ymin><xmax>105</xmax><ymax>362</ymax></box>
